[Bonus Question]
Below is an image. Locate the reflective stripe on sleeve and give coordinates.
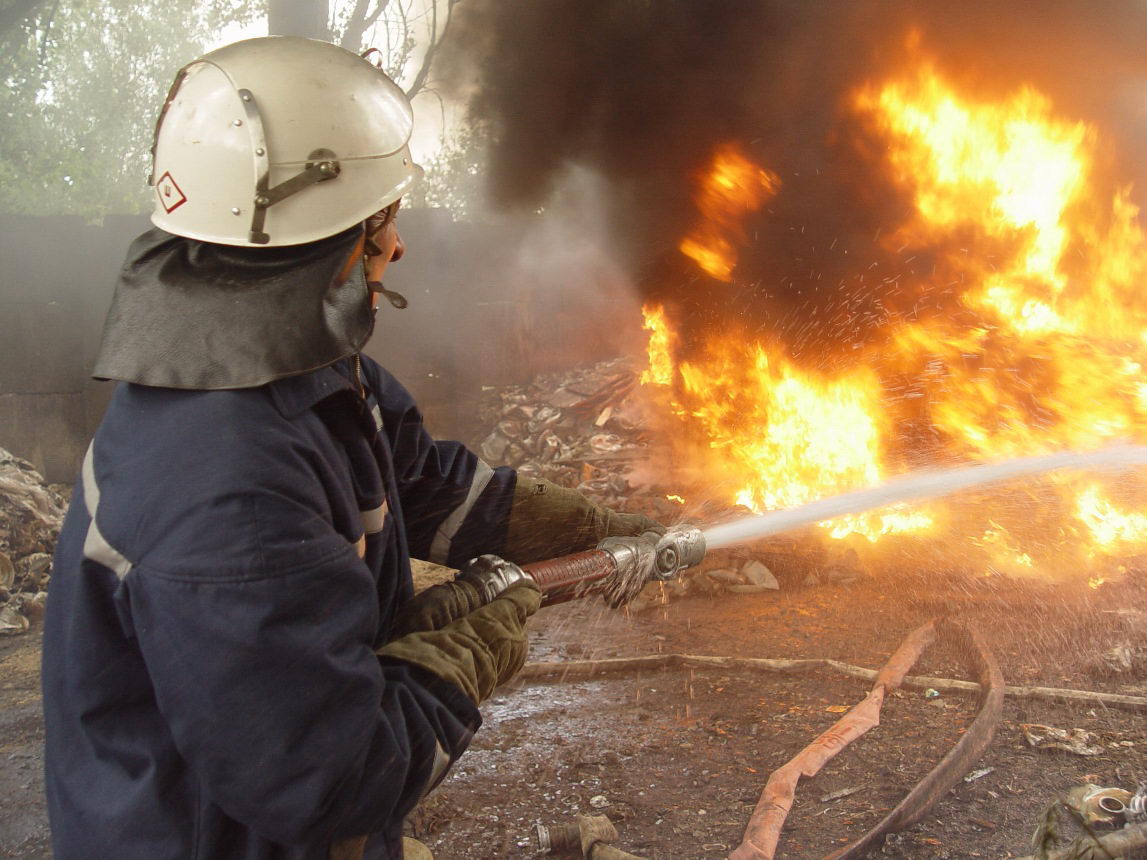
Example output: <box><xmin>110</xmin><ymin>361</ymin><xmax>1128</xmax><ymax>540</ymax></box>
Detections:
<box><xmin>360</xmin><ymin>499</ymin><xmax>389</xmax><ymax>535</ymax></box>
<box><xmin>419</xmin><ymin>740</ymin><xmax>453</xmax><ymax>800</ymax></box>
<box><xmin>81</xmin><ymin>443</ymin><xmax>133</xmax><ymax>580</ymax></box>
<box><xmin>427</xmin><ymin>461</ymin><xmax>494</xmax><ymax>565</ymax></box>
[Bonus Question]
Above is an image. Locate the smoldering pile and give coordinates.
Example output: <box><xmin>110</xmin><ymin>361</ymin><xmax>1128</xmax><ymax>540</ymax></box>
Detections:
<box><xmin>0</xmin><ymin>447</ymin><xmax>65</xmax><ymax>635</ymax></box>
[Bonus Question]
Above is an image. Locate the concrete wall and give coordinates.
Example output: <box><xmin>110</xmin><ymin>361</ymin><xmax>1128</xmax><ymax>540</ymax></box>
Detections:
<box><xmin>0</xmin><ymin>215</ymin><xmax>144</xmax><ymax>482</ymax></box>
<box><xmin>0</xmin><ymin>209</ymin><xmax>636</xmax><ymax>482</ymax></box>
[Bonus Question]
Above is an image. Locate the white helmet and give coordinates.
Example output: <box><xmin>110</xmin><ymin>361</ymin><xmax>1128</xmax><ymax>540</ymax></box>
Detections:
<box><xmin>149</xmin><ymin>36</ymin><xmax>423</xmax><ymax>247</ymax></box>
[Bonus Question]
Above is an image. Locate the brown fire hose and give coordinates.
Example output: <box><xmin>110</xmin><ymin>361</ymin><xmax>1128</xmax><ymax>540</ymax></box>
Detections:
<box><xmin>461</xmin><ymin>526</ymin><xmax>707</xmax><ymax>609</ymax></box>
<box><xmin>524</xmin><ymin>549</ymin><xmax>621</xmax><ymax>605</ymax></box>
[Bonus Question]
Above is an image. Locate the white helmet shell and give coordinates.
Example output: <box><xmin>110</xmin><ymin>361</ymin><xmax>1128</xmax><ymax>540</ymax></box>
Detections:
<box><xmin>150</xmin><ymin>36</ymin><xmax>423</xmax><ymax>247</ymax></box>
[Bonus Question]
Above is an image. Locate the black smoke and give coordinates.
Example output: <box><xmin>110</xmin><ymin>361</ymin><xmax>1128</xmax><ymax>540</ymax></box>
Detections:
<box><xmin>444</xmin><ymin>0</ymin><xmax>1147</xmax><ymax>363</ymax></box>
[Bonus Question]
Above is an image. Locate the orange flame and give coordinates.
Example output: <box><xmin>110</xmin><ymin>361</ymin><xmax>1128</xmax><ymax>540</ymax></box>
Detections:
<box><xmin>640</xmin><ymin>304</ymin><xmax>675</xmax><ymax>386</ymax></box>
<box><xmin>642</xmin><ymin>57</ymin><xmax>1147</xmax><ymax>576</ymax></box>
<box><xmin>654</xmin><ymin>333</ymin><xmax>933</xmax><ymax>542</ymax></box>
<box><xmin>679</xmin><ymin>143</ymin><xmax>780</xmax><ymax>281</ymax></box>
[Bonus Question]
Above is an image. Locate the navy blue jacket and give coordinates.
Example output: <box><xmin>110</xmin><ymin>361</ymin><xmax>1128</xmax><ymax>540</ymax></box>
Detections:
<box><xmin>42</xmin><ymin>356</ymin><xmax>517</xmax><ymax>859</ymax></box>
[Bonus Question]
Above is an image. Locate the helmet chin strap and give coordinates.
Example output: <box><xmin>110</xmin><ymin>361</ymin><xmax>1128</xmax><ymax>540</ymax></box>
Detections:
<box><xmin>367</xmin><ymin>279</ymin><xmax>409</xmax><ymax>310</ymax></box>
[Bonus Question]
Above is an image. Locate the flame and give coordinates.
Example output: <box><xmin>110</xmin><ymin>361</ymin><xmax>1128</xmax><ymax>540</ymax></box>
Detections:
<box><xmin>668</xmin><ymin>337</ymin><xmax>933</xmax><ymax>542</ymax></box>
<box><xmin>639</xmin><ymin>56</ymin><xmax>1147</xmax><ymax>578</ymax></box>
<box><xmin>679</xmin><ymin>143</ymin><xmax>780</xmax><ymax>281</ymax></box>
<box><xmin>640</xmin><ymin>304</ymin><xmax>675</xmax><ymax>385</ymax></box>
<box><xmin>862</xmin><ymin>62</ymin><xmax>1147</xmax><ymax>570</ymax></box>
<box><xmin>678</xmin><ymin>342</ymin><xmax>885</xmax><ymax>512</ymax></box>
<box><xmin>1075</xmin><ymin>485</ymin><xmax>1147</xmax><ymax>551</ymax></box>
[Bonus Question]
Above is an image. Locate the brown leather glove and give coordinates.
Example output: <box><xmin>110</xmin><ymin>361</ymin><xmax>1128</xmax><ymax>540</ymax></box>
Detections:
<box><xmin>390</xmin><ymin>580</ymin><xmax>483</xmax><ymax>638</ymax></box>
<box><xmin>504</xmin><ymin>476</ymin><xmax>666</xmax><ymax>564</ymax></box>
<box><xmin>377</xmin><ymin>580</ymin><xmax>541</xmax><ymax>705</ymax></box>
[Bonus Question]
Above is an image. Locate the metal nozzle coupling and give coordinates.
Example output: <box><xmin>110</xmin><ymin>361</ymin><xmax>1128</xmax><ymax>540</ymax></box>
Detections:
<box><xmin>456</xmin><ymin>554</ymin><xmax>533</xmax><ymax>603</ymax></box>
<box><xmin>535</xmin><ymin>821</ymin><xmax>580</xmax><ymax>854</ymax></box>
<box><xmin>652</xmin><ymin>526</ymin><xmax>706</xmax><ymax>581</ymax></box>
<box><xmin>1065</xmin><ymin>784</ymin><xmax>1138</xmax><ymax>826</ymax></box>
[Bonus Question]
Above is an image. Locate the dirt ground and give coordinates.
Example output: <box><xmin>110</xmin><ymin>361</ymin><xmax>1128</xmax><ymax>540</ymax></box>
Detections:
<box><xmin>2</xmin><ymin>565</ymin><xmax>1146</xmax><ymax>859</ymax></box>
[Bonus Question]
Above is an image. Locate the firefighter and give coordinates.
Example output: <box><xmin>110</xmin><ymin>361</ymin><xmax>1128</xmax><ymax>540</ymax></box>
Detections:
<box><xmin>41</xmin><ymin>37</ymin><xmax>661</xmax><ymax>860</ymax></box>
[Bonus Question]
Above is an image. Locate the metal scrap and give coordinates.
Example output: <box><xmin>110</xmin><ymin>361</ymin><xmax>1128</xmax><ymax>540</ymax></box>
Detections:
<box><xmin>1064</xmin><ymin>784</ymin><xmax>1136</xmax><ymax>827</ymax></box>
<box><xmin>475</xmin><ymin>358</ymin><xmax>653</xmax><ymax>508</ymax></box>
<box><xmin>1022</xmin><ymin>724</ymin><xmax>1105</xmax><ymax>757</ymax></box>
<box><xmin>0</xmin><ymin>446</ymin><xmax>65</xmax><ymax>635</ymax></box>
<box><xmin>535</xmin><ymin>814</ymin><xmax>645</xmax><ymax>859</ymax></box>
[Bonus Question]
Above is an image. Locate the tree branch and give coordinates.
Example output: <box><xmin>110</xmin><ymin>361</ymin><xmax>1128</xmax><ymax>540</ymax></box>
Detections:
<box><xmin>520</xmin><ymin>653</ymin><xmax>1147</xmax><ymax>713</ymax></box>
<box><xmin>340</xmin><ymin>0</ymin><xmax>392</xmax><ymax>51</ymax></box>
<box><xmin>403</xmin><ymin>0</ymin><xmax>457</xmax><ymax>100</ymax></box>
<box><xmin>36</xmin><ymin>0</ymin><xmax>59</xmax><ymax>65</ymax></box>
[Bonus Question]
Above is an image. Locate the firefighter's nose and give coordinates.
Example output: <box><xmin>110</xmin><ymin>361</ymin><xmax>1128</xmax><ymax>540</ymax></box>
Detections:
<box><xmin>391</xmin><ymin>231</ymin><xmax>405</xmax><ymax>262</ymax></box>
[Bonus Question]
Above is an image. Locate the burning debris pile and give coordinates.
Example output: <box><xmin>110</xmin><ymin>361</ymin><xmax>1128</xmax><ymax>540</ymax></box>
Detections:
<box><xmin>471</xmin><ymin>358</ymin><xmax>869</xmax><ymax>609</ymax></box>
<box><xmin>628</xmin><ymin>59</ymin><xmax>1147</xmax><ymax>590</ymax></box>
<box><xmin>453</xmin><ymin>1</ymin><xmax>1147</xmax><ymax>595</ymax></box>
<box><xmin>474</xmin><ymin>357</ymin><xmax>668</xmax><ymax>510</ymax></box>
<box><xmin>0</xmin><ymin>446</ymin><xmax>65</xmax><ymax>635</ymax></box>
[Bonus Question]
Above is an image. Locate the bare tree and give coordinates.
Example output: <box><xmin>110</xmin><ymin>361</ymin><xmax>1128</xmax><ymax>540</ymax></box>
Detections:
<box><xmin>334</xmin><ymin>0</ymin><xmax>459</xmax><ymax>100</ymax></box>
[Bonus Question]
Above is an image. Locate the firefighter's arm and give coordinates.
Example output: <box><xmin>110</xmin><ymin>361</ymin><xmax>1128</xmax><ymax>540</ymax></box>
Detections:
<box><xmin>501</xmin><ymin>476</ymin><xmax>665</xmax><ymax>564</ymax></box>
<box><xmin>123</xmin><ymin>499</ymin><xmax>480</xmax><ymax>847</ymax></box>
<box><xmin>361</xmin><ymin>357</ymin><xmax>664</xmax><ymax>567</ymax></box>
<box><xmin>379</xmin><ymin>579</ymin><xmax>540</xmax><ymax>703</ymax></box>
<box><xmin>364</xmin><ymin>361</ymin><xmax>517</xmax><ymax>566</ymax></box>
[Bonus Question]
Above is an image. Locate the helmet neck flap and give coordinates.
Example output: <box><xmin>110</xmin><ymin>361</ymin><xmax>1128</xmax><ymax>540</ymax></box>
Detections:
<box><xmin>92</xmin><ymin>226</ymin><xmax>374</xmax><ymax>390</ymax></box>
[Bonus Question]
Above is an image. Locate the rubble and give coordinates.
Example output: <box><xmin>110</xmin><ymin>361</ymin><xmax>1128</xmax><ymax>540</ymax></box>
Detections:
<box><xmin>1021</xmin><ymin>724</ymin><xmax>1105</xmax><ymax>756</ymax></box>
<box><xmin>475</xmin><ymin>357</ymin><xmax>656</xmax><ymax>509</ymax></box>
<box><xmin>0</xmin><ymin>446</ymin><xmax>66</xmax><ymax>635</ymax></box>
<box><xmin>473</xmin><ymin>357</ymin><xmax>857</xmax><ymax>610</ymax></box>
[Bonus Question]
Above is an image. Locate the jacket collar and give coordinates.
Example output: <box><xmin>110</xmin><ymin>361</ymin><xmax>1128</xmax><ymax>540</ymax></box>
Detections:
<box><xmin>266</xmin><ymin>360</ymin><xmax>358</xmax><ymax>418</ymax></box>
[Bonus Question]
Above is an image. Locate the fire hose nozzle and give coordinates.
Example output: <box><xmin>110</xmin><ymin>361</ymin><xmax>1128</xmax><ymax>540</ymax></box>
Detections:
<box><xmin>464</xmin><ymin>526</ymin><xmax>708</xmax><ymax>609</ymax></box>
<box><xmin>591</xmin><ymin>525</ymin><xmax>706</xmax><ymax>606</ymax></box>
<box><xmin>652</xmin><ymin>525</ymin><xmax>706</xmax><ymax>580</ymax></box>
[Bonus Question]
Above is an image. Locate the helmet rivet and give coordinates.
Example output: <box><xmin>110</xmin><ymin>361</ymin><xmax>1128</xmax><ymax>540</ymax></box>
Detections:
<box><xmin>403</xmin><ymin>157</ymin><xmax>409</xmax><ymax>166</ymax></box>
<box><xmin>241</xmin><ymin>93</ymin><xmax>252</xmax><ymax>102</ymax></box>
<box><xmin>255</xmin><ymin>195</ymin><xmax>269</xmax><ymax>207</ymax></box>
<box><xmin>319</xmin><ymin>162</ymin><xmax>335</xmax><ymax>175</ymax></box>
<box><xmin>231</xmin><ymin>207</ymin><xmax>241</xmax><ymax>216</ymax></box>
<box><xmin>232</xmin><ymin>119</ymin><xmax>243</xmax><ymax>127</ymax></box>
<box><xmin>255</xmin><ymin>147</ymin><xmax>265</xmax><ymax>156</ymax></box>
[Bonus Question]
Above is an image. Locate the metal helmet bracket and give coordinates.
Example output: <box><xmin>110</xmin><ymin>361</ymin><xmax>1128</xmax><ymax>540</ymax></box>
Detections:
<box><xmin>238</xmin><ymin>88</ymin><xmax>341</xmax><ymax>245</ymax></box>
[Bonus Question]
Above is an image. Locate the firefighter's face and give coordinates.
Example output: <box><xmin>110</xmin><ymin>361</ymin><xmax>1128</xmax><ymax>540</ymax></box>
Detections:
<box><xmin>364</xmin><ymin>201</ymin><xmax>405</xmax><ymax>305</ymax></box>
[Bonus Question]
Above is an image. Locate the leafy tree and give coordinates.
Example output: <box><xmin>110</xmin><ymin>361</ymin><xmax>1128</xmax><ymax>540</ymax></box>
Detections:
<box><xmin>0</xmin><ymin>0</ymin><xmax>473</xmax><ymax>219</ymax></box>
<box><xmin>0</xmin><ymin>0</ymin><xmax>257</xmax><ymax>217</ymax></box>
<box><xmin>272</xmin><ymin>0</ymin><xmax>460</xmax><ymax>99</ymax></box>
<box><xmin>406</xmin><ymin>121</ymin><xmax>488</xmax><ymax>218</ymax></box>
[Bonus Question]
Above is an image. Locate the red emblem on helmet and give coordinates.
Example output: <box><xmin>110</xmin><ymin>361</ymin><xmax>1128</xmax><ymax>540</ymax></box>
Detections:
<box><xmin>156</xmin><ymin>171</ymin><xmax>187</xmax><ymax>214</ymax></box>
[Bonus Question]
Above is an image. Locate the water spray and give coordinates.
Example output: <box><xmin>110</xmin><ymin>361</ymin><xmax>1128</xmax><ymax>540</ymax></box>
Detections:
<box><xmin>465</xmin><ymin>445</ymin><xmax>1147</xmax><ymax>608</ymax></box>
<box><xmin>703</xmin><ymin>444</ymin><xmax>1147</xmax><ymax>550</ymax></box>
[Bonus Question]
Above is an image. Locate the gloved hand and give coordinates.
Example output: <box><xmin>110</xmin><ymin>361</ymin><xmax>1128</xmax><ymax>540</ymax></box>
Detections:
<box><xmin>389</xmin><ymin>580</ymin><xmax>483</xmax><ymax>638</ymax></box>
<box><xmin>377</xmin><ymin>580</ymin><xmax>541</xmax><ymax>705</ymax></box>
<box><xmin>504</xmin><ymin>477</ymin><xmax>667</xmax><ymax>564</ymax></box>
